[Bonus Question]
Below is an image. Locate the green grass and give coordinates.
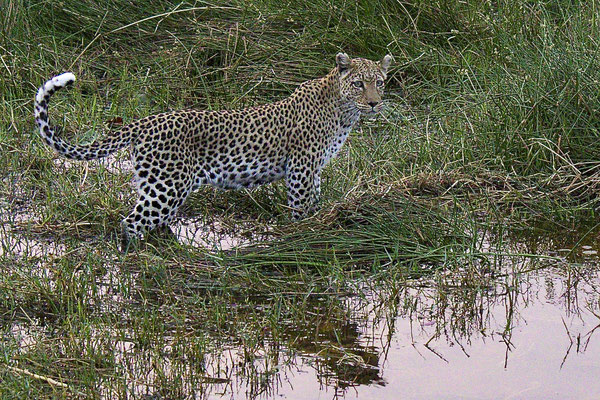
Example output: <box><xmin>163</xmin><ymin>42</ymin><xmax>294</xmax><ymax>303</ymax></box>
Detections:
<box><xmin>1</xmin><ymin>0</ymin><xmax>600</xmax><ymax>398</ymax></box>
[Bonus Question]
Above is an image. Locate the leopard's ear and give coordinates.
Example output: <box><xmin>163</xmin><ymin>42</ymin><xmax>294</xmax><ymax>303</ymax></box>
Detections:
<box><xmin>380</xmin><ymin>54</ymin><xmax>393</xmax><ymax>75</ymax></box>
<box><xmin>336</xmin><ymin>52</ymin><xmax>351</xmax><ymax>76</ymax></box>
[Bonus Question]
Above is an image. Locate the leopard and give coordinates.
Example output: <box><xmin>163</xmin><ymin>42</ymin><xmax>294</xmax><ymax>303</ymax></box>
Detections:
<box><xmin>34</xmin><ymin>53</ymin><xmax>392</xmax><ymax>248</ymax></box>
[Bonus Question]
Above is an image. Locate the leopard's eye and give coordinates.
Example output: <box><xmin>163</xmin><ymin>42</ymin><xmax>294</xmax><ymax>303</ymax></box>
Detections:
<box><xmin>376</xmin><ymin>79</ymin><xmax>384</xmax><ymax>87</ymax></box>
<box><xmin>352</xmin><ymin>81</ymin><xmax>364</xmax><ymax>89</ymax></box>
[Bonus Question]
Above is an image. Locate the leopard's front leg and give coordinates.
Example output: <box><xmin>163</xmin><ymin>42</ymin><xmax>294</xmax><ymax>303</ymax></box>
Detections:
<box><xmin>285</xmin><ymin>160</ymin><xmax>320</xmax><ymax>220</ymax></box>
<box><xmin>313</xmin><ymin>174</ymin><xmax>321</xmax><ymax>207</ymax></box>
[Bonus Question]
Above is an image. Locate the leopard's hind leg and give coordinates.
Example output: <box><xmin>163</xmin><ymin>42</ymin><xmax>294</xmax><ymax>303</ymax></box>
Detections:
<box><xmin>120</xmin><ymin>158</ymin><xmax>195</xmax><ymax>249</ymax></box>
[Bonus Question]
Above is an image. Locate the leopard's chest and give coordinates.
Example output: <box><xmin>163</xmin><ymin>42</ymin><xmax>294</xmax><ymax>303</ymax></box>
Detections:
<box><xmin>322</xmin><ymin>108</ymin><xmax>360</xmax><ymax>166</ymax></box>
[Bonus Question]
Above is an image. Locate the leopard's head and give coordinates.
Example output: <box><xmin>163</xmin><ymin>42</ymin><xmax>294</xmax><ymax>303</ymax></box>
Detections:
<box><xmin>336</xmin><ymin>53</ymin><xmax>392</xmax><ymax>114</ymax></box>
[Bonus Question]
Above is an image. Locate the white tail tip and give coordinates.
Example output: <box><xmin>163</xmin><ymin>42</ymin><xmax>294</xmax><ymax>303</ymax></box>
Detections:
<box><xmin>52</xmin><ymin>72</ymin><xmax>76</xmax><ymax>86</ymax></box>
<box><xmin>36</xmin><ymin>72</ymin><xmax>76</xmax><ymax>104</ymax></box>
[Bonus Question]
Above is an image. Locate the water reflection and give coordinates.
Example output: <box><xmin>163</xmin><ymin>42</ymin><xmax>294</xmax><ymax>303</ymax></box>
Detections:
<box><xmin>3</xmin><ymin>224</ymin><xmax>600</xmax><ymax>399</ymax></box>
<box><xmin>194</xmin><ymin>229</ymin><xmax>600</xmax><ymax>399</ymax></box>
<box><xmin>380</xmin><ymin>262</ymin><xmax>600</xmax><ymax>400</ymax></box>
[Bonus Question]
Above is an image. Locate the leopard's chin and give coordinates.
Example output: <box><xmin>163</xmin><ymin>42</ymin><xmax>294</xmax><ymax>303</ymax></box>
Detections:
<box><xmin>358</xmin><ymin>107</ymin><xmax>380</xmax><ymax>116</ymax></box>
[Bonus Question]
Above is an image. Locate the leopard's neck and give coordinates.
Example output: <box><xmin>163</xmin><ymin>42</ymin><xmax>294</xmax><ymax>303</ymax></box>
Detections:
<box><xmin>324</xmin><ymin>68</ymin><xmax>361</xmax><ymax>129</ymax></box>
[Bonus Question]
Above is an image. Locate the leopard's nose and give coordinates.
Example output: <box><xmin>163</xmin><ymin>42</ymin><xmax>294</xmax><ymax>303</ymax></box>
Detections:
<box><xmin>368</xmin><ymin>101</ymin><xmax>379</xmax><ymax>108</ymax></box>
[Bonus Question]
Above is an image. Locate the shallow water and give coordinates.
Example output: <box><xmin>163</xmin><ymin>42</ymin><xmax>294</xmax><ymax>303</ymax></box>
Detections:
<box><xmin>196</xmin><ymin>228</ymin><xmax>600</xmax><ymax>400</ymax></box>
<box><xmin>202</xmin><ymin>276</ymin><xmax>599</xmax><ymax>399</ymax></box>
<box><xmin>3</xmin><ymin>211</ymin><xmax>600</xmax><ymax>399</ymax></box>
<box><xmin>176</xmin><ymin>218</ymin><xmax>265</xmax><ymax>250</ymax></box>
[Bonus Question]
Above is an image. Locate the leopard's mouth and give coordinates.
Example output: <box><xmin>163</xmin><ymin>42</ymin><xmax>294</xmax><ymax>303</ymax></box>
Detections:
<box><xmin>358</xmin><ymin>105</ymin><xmax>383</xmax><ymax>115</ymax></box>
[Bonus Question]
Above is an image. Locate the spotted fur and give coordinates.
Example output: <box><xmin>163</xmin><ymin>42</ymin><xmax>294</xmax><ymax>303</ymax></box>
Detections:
<box><xmin>34</xmin><ymin>53</ymin><xmax>392</xmax><ymax>246</ymax></box>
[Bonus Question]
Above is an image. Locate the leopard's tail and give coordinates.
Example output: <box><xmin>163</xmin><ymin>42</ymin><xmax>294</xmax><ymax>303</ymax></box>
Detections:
<box><xmin>34</xmin><ymin>73</ymin><xmax>133</xmax><ymax>160</ymax></box>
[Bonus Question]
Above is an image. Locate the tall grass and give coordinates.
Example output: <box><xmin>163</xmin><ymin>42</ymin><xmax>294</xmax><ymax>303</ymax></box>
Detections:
<box><xmin>3</xmin><ymin>0</ymin><xmax>600</xmax><ymax>177</ymax></box>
